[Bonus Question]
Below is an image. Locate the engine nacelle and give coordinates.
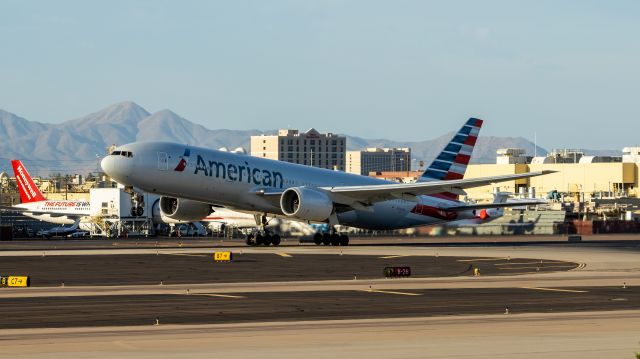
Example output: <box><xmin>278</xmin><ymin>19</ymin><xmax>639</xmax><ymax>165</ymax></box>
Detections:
<box><xmin>159</xmin><ymin>197</ymin><xmax>211</xmax><ymax>222</ymax></box>
<box><xmin>280</xmin><ymin>187</ymin><xmax>333</xmax><ymax>222</ymax></box>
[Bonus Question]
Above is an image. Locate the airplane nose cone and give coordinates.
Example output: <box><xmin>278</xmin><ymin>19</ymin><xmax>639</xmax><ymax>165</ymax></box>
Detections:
<box><xmin>100</xmin><ymin>156</ymin><xmax>116</xmax><ymax>177</ymax></box>
<box><xmin>101</xmin><ymin>155</ymin><xmax>129</xmax><ymax>183</ymax></box>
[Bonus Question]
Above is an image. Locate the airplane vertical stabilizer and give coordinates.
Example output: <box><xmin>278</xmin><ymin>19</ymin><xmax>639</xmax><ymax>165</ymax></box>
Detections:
<box><xmin>418</xmin><ymin>118</ymin><xmax>483</xmax><ymax>183</ymax></box>
<box><xmin>11</xmin><ymin>160</ymin><xmax>47</xmax><ymax>203</ymax></box>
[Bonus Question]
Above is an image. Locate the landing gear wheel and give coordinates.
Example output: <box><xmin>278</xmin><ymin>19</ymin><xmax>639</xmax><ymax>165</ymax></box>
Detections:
<box><xmin>330</xmin><ymin>234</ymin><xmax>340</xmax><ymax>246</ymax></box>
<box><xmin>313</xmin><ymin>233</ymin><xmax>322</xmax><ymax>245</ymax></box>
<box><xmin>339</xmin><ymin>234</ymin><xmax>349</xmax><ymax>246</ymax></box>
<box><xmin>262</xmin><ymin>234</ymin><xmax>272</xmax><ymax>246</ymax></box>
<box><xmin>245</xmin><ymin>234</ymin><xmax>255</xmax><ymax>246</ymax></box>
<box><xmin>322</xmin><ymin>233</ymin><xmax>331</xmax><ymax>246</ymax></box>
<box><xmin>255</xmin><ymin>233</ymin><xmax>264</xmax><ymax>245</ymax></box>
<box><xmin>271</xmin><ymin>234</ymin><xmax>281</xmax><ymax>246</ymax></box>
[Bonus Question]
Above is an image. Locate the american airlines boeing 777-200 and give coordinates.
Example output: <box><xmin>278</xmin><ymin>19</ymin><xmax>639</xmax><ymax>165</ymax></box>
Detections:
<box><xmin>101</xmin><ymin>118</ymin><xmax>551</xmax><ymax>246</ymax></box>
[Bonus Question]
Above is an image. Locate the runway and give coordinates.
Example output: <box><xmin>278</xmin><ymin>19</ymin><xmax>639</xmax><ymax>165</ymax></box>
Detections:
<box><xmin>0</xmin><ymin>237</ymin><xmax>639</xmax><ymax>358</ymax></box>
<box><xmin>0</xmin><ymin>286</ymin><xmax>637</xmax><ymax>329</ymax></box>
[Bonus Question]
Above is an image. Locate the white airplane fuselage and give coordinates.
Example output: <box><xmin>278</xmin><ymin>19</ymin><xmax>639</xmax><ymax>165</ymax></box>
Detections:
<box><xmin>14</xmin><ymin>200</ymin><xmax>91</xmax><ymax>225</ymax></box>
<box><xmin>102</xmin><ymin>142</ymin><xmax>490</xmax><ymax>230</ymax></box>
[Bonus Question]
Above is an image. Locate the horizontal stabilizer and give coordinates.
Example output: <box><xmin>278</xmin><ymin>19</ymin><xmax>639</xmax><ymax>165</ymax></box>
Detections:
<box><xmin>445</xmin><ymin>200</ymin><xmax>547</xmax><ymax>211</ymax></box>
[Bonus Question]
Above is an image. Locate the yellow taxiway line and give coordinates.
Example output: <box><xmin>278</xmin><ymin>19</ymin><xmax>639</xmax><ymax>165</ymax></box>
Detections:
<box><xmin>379</xmin><ymin>255</ymin><xmax>408</xmax><ymax>259</ymax></box>
<box><xmin>494</xmin><ymin>261</ymin><xmax>565</xmax><ymax>266</ymax></box>
<box><xmin>276</xmin><ymin>253</ymin><xmax>292</xmax><ymax>257</ymax></box>
<box><xmin>361</xmin><ymin>289</ymin><xmax>422</xmax><ymax>296</ymax></box>
<box><xmin>457</xmin><ymin>258</ymin><xmax>509</xmax><ymax>262</ymax></box>
<box><xmin>163</xmin><ymin>253</ymin><xmax>208</xmax><ymax>257</ymax></box>
<box><xmin>193</xmin><ymin>293</ymin><xmax>246</xmax><ymax>299</ymax></box>
<box><xmin>521</xmin><ymin>287</ymin><xmax>588</xmax><ymax>293</ymax></box>
<box><xmin>498</xmin><ymin>265</ymin><xmax>577</xmax><ymax>270</ymax></box>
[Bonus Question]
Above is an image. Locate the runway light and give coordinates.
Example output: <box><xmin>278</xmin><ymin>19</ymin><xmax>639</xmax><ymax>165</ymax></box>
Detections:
<box><xmin>160</xmin><ymin>281</ymin><xmax>163</xmax><ymax>286</ymax></box>
<box><xmin>504</xmin><ymin>306</ymin><xmax>510</xmax><ymax>314</ymax></box>
<box><xmin>154</xmin><ymin>317</ymin><xmax>160</xmax><ymax>326</ymax></box>
<box><xmin>623</xmin><ymin>282</ymin><xmax>627</xmax><ymax>289</ymax></box>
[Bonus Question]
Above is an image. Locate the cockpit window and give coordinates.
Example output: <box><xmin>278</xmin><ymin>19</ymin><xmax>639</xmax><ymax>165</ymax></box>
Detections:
<box><xmin>110</xmin><ymin>150</ymin><xmax>133</xmax><ymax>157</ymax></box>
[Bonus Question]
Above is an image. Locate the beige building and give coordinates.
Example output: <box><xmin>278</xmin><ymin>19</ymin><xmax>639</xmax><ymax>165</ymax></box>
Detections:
<box><xmin>251</xmin><ymin>129</ymin><xmax>346</xmax><ymax>170</ymax></box>
<box><xmin>464</xmin><ymin>148</ymin><xmax>639</xmax><ymax>202</ymax></box>
<box><xmin>347</xmin><ymin>148</ymin><xmax>411</xmax><ymax>176</ymax></box>
<box><xmin>369</xmin><ymin>147</ymin><xmax>640</xmax><ymax>202</ymax></box>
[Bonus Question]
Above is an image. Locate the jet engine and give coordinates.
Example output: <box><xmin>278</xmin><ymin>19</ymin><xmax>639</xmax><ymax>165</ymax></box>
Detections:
<box><xmin>159</xmin><ymin>197</ymin><xmax>211</xmax><ymax>222</ymax></box>
<box><xmin>280</xmin><ymin>187</ymin><xmax>333</xmax><ymax>222</ymax></box>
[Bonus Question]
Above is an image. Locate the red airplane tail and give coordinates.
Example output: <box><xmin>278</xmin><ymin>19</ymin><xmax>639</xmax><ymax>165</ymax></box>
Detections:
<box><xmin>11</xmin><ymin>160</ymin><xmax>46</xmax><ymax>203</ymax></box>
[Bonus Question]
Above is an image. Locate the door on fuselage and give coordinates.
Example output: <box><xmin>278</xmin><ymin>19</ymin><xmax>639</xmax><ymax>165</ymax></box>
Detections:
<box><xmin>157</xmin><ymin>152</ymin><xmax>168</xmax><ymax>171</ymax></box>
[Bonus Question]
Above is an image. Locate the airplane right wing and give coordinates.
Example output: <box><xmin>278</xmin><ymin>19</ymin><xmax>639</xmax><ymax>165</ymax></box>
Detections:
<box><xmin>321</xmin><ymin>171</ymin><xmax>555</xmax><ymax>207</ymax></box>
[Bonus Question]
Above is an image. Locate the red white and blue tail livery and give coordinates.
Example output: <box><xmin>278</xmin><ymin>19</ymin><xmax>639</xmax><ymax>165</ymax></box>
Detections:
<box><xmin>419</xmin><ymin>117</ymin><xmax>482</xmax><ymax>182</ymax></box>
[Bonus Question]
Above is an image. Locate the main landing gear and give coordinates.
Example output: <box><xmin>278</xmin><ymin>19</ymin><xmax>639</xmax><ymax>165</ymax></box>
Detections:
<box><xmin>245</xmin><ymin>213</ymin><xmax>281</xmax><ymax>246</ymax></box>
<box><xmin>312</xmin><ymin>229</ymin><xmax>349</xmax><ymax>246</ymax></box>
<box><xmin>246</xmin><ymin>231</ymin><xmax>281</xmax><ymax>246</ymax></box>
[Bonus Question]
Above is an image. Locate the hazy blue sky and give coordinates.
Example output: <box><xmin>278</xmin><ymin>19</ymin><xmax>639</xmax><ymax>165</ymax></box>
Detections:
<box><xmin>1</xmin><ymin>1</ymin><xmax>639</xmax><ymax>149</ymax></box>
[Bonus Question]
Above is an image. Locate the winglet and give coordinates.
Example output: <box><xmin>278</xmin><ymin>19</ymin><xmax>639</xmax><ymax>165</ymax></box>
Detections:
<box><xmin>11</xmin><ymin>160</ymin><xmax>47</xmax><ymax>203</ymax></box>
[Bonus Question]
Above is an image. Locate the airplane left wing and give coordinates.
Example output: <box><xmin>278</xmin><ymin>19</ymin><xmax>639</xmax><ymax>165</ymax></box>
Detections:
<box><xmin>321</xmin><ymin>171</ymin><xmax>555</xmax><ymax>206</ymax></box>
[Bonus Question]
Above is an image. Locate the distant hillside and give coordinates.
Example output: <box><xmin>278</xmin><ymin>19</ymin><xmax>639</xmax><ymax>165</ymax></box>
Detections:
<box><xmin>0</xmin><ymin>101</ymin><xmax>558</xmax><ymax>176</ymax></box>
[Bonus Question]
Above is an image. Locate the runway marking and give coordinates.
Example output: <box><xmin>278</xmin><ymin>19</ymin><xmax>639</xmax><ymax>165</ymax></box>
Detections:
<box><xmin>361</xmin><ymin>289</ymin><xmax>422</xmax><ymax>296</ymax></box>
<box><xmin>276</xmin><ymin>253</ymin><xmax>292</xmax><ymax>257</ymax></box>
<box><xmin>379</xmin><ymin>255</ymin><xmax>408</xmax><ymax>259</ymax></box>
<box><xmin>521</xmin><ymin>287</ymin><xmax>588</xmax><ymax>293</ymax></box>
<box><xmin>192</xmin><ymin>293</ymin><xmax>246</xmax><ymax>299</ymax></box>
<box><xmin>571</xmin><ymin>263</ymin><xmax>587</xmax><ymax>270</ymax></box>
<box><xmin>498</xmin><ymin>265</ymin><xmax>577</xmax><ymax>270</ymax></box>
<box><xmin>457</xmin><ymin>258</ymin><xmax>509</xmax><ymax>262</ymax></box>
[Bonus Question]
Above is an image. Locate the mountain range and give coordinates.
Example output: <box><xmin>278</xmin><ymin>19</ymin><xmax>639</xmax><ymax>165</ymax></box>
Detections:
<box><xmin>0</xmin><ymin>101</ymin><xmax>566</xmax><ymax>176</ymax></box>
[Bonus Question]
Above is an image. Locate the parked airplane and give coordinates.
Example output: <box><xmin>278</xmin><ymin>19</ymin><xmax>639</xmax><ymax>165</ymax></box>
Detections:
<box><xmin>101</xmin><ymin>118</ymin><xmax>551</xmax><ymax>246</ymax></box>
<box><xmin>36</xmin><ymin>221</ymin><xmax>81</xmax><ymax>238</ymax></box>
<box><xmin>0</xmin><ymin>160</ymin><xmax>91</xmax><ymax>226</ymax></box>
